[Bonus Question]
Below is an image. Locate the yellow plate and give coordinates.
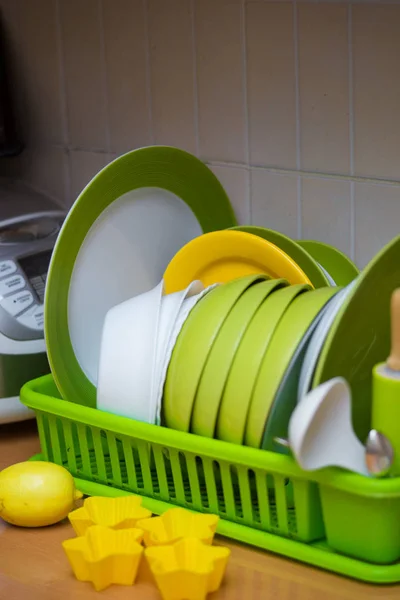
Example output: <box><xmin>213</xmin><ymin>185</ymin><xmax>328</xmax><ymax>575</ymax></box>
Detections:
<box><xmin>163</xmin><ymin>230</ymin><xmax>312</xmax><ymax>294</ymax></box>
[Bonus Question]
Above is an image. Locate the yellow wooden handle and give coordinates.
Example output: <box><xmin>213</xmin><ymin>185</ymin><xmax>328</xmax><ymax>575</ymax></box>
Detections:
<box><xmin>387</xmin><ymin>288</ymin><xmax>400</xmax><ymax>371</ymax></box>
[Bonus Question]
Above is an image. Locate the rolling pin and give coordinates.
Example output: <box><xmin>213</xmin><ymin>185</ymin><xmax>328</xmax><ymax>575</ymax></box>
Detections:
<box><xmin>372</xmin><ymin>288</ymin><xmax>400</xmax><ymax>475</ymax></box>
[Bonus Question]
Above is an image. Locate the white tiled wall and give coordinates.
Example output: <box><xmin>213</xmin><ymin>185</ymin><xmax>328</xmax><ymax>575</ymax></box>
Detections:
<box><xmin>1</xmin><ymin>0</ymin><xmax>400</xmax><ymax>267</ymax></box>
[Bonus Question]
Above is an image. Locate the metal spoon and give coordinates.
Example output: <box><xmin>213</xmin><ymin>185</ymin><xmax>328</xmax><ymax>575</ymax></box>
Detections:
<box><xmin>365</xmin><ymin>429</ymin><xmax>394</xmax><ymax>478</ymax></box>
<box><xmin>275</xmin><ymin>429</ymin><xmax>395</xmax><ymax>478</ymax></box>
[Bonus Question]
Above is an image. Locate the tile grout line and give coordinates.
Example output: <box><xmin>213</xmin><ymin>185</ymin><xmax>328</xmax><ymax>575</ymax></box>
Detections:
<box><xmin>348</xmin><ymin>5</ymin><xmax>355</xmax><ymax>178</ymax></box>
<box><xmin>293</xmin><ymin>0</ymin><xmax>302</xmax><ymax>238</ymax></box>
<box><xmin>350</xmin><ymin>181</ymin><xmax>355</xmax><ymax>262</ymax></box>
<box><xmin>296</xmin><ymin>176</ymin><xmax>302</xmax><ymax>239</ymax></box>
<box><xmin>248</xmin><ymin>167</ymin><xmax>253</xmax><ymax>225</ymax></box>
<box><xmin>143</xmin><ymin>0</ymin><xmax>154</xmax><ymax>144</ymax></box>
<box><xmin>241</xmin><ymin>0</ymin><xmax>252</xmax><ymax>223</ymax></box>
<box><xmin>205</xmin><ymin>160</ymin><xmax>400</xmax><ymax>188</ymax></box>
<box><xmin>348</xmin><ymin>3</ymin><xmax>356</xmax><ymax>261</ymax></box>
<box><xmin>46</xmin><ymin>138</ymin><xmax>400</xmax><ymax>191</ymax></box>
<box><xmin>190</xmin><ymin>0</ymin><xmax>200</xmax><ymax>157</ymax></box>
<box><xmin>293</xmin><ymin>1</ymin><xmax>301</xmax><ymax>172</ymax></box>
<box><xmin>52</xmin><ymin>144</ymin><xmax>110</xmax><ymax>154</ymax></box>
<box><xmin>55</xmin><ymin>0</ymin><xmax>72</xmax><ymax>207</ymax></box>
<box><xmin>98</xmin><ymin>0</ymin><xmax>112</xmax><ymax>155</ymax></box>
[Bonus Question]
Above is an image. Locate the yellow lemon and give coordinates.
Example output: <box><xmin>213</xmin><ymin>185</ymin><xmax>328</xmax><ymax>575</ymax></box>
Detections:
<box><xmin>0</xmin><ymin>461</ymin><xmax>83</xmax><ymax>527</ymax></box>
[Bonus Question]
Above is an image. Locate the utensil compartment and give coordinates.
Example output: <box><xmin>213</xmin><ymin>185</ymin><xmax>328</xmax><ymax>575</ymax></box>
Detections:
<box><xmin>320</xmin><ymin>485</ymin><xmax>400</xmax><ymax>564</ymax></box>
<box><xmin>20</xmin><ymin>374</ymin><xmax>400</xmax><ymax>584</ymax></box>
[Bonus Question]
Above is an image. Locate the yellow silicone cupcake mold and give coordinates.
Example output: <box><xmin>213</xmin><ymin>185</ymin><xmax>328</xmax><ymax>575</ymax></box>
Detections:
<box><xmin>69</xmin><ymin>495</ymin><xmax>152</xmax><ymax>536</ymax></box>
<box><xmin>62</xmin><ymin>525</ymin><xmax>144</xmax><ymax>591</ymax></box>
<box><xmin>145</xmin><ymin>537</ymin><xmax>230</xmax><ymax>600</ymax></box>
<box><xmin>137</xmin><ymin>507</ymin><xmax>219</xmax><ymax>546</ymax></box>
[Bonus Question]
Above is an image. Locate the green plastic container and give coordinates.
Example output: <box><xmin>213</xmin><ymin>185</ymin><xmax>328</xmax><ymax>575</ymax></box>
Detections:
<box><xmin>319</xmin><ymin>485</ymin><xmax>400</xmax><ymax>565</ymax></box>
<box><xmin>20</xmin><ymin>375</ymin><xmax>400</xmax><ymax>584</ymax></box>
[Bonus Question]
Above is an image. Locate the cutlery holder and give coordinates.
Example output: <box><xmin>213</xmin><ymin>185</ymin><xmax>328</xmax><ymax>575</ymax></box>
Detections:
<box><xmin>21</xmin><ymin>374</ymin><xmax>400</xmax><ymax>584</ymax></box>
<box><xmin>319</xmin><ymin>485</ymin><xmax>400</xmax><ymax>565</ymax></box>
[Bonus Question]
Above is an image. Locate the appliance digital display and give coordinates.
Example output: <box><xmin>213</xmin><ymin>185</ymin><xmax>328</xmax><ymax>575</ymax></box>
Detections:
<box><xmin>18</xmin><ymin>250</ymin><xmax>52</xmax><ymax>303</ymax></box>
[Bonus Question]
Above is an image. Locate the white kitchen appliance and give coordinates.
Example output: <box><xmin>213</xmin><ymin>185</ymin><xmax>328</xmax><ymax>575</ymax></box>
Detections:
<box><xmin>0</xmin><ymin>181</ymin><xmax>65</xmax><ymax>423</ymax></box>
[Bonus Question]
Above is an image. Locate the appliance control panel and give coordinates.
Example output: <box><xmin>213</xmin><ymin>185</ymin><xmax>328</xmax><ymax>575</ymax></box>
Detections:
<box><xmin>0</xmin><ymin>211</ymin><xmax>65</xmax><ymax>341</ymax></box>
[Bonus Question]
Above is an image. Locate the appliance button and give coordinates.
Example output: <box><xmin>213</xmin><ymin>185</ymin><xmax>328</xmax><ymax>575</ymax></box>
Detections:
<box><xmin>29</xmin><ymin>276</ymin><xmax>45</xmax><ymax>297</ymax></box>
<box><xmin>30</xmin><ymin>276</ymin><xmax>43</xmax><ymax>286</ymax></box>
<box><xmin>1</xmin><ymin>290</ymin><xmax>34</xmax><ymax>316</ymax></box>
<box><xmin>18</xmin><ymin>304</ymin><xmax>44</xmax><ymax>330</ymax></box>
<box><xmin>0</xmin><ymin>274</ymin><xmax>25</xmax><ymax>296</ymax></box>
<box><xmin>0</xmin><ymin>260</ymin><xmax>17</xmax><ymax>278</ymax></box>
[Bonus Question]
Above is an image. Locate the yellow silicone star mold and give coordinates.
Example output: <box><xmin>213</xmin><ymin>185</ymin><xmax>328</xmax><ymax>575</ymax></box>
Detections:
<box><xmin>137</xmin><ymin>507</ymin><xmax>219</xmax><ymax>547</ymax></box>
<box><xmin>145</xmin><ymin>537</ymin><xmax>230</xmax><ymax>600</ymax></box>
<box><xmin>62</xmin><ymin>525</ymin><xmax>144</xmax><ymax>591</ymax></box>
<box><xmin>69</xmin><ymin>495</ymin><xmax>152</xmax><ymax>536</ymax></box>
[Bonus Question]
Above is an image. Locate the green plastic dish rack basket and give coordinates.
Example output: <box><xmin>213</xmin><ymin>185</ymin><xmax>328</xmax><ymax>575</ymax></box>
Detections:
<box><xmin>21</xmin><ymin>374</ymin><xmax>400</xmax><ymax>584</ymax></box>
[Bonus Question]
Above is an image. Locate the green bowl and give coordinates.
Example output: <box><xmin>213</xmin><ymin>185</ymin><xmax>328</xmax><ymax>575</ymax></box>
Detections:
<box><xmin>163</xmin><ymin>274</ymin><xmax>268</xmax><ymax>432</ymax></box>
<box><xmin>314</xmin><ymin>234</ymin><xmax>400</xmax><ymax>442</ymax></box>
<box><xmin>216</xmin><ymin>284</ymin><xmax>309</xmax><ymax>445</ymax></box>
<box><xmin>297</xmin><ymin>240</ymin><xmax>359</xmax><ymax>287</ymax></box>
<box><xmin>191</xmin><ymin>278</ymin><xmax>287</xmax><ymax>438</ymax></box>
<box><xmin>245</xmin><ymin>287</ymin><xmax>338</xmax><ymax>449</ymax></box>
<box><xmin>232</xmin><ymin>226</ymin><xmax>329</xmax><ymax>288</ymax></box>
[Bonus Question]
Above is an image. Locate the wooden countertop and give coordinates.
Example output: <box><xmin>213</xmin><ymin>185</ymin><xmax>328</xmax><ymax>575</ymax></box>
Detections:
<box><xmin>0</xmin><ymin>420</ymin><xmax>399</xmax><ymax>600</ymax></box>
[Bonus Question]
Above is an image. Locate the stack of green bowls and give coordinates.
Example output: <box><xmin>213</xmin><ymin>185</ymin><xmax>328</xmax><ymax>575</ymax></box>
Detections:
<box><xmin>160</xmin><ymin>224</ymin><xmax>363</xmax><ymax>450</ymax></box>
<box><xmin>163</xmin><ymin>272</ymin><xmax>340</xmax><ymax>450</ymax></box>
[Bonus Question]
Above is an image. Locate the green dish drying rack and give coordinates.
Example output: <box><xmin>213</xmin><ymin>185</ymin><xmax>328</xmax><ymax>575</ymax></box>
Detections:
<box><xmin>21</xmin><ymin>374</ymin><xmax>400</xmax><ymax>585</ymax></box>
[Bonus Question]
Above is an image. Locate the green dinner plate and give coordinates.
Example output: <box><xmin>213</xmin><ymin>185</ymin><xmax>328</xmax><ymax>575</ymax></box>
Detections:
<box><xmin>191</xmin><ymin>278</ymin><xmax>287</xmax><ymax>438</ymax></box>
<box><xmin>259</xmin><ymin>287</ymin><xmax>341</xmax><ymax>452</ymax></box>
<box><xmin>232</xmin><ymin>226</ymin><xmax>329</xmax><ymax>288</ymax></box>
<box><xmin>163</xmin><ymin>274</ymin><xmax>267</xmax><ymax>432</ymax></box>
<box><xmin>313</xmin><ymin>234</ymin><xmax>400</xmax><ymax>442</ymax></box>
<box><xmin>216</xmin><ymin>283</ymin><xmax>309</xmax><ymax>445</ymax></box>
<box><xmin>245</xmin><ymin>287</ymin><xmax>336</xmax><ymax>448</ymax></box>
<box><xmin>297</xmin><ymin>240</ymin><xmax>359</xmax><ymax>287</ymax></box>
<box><xmin>45</xmin><ymin>146</ymin><xmax>237</xmax><ymax>408</ymax></box>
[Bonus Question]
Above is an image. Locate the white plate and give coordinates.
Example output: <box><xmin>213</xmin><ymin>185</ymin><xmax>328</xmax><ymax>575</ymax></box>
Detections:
<box><xmin>154</xmin><ymin>284</ymin><xmax>217</xmax><ymax>424</ymax></box>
